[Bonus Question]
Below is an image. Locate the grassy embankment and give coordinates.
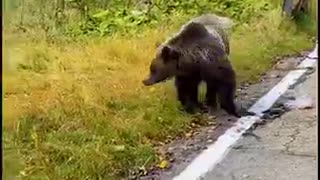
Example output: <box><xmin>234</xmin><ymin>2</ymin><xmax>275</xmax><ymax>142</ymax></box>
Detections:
<box><xmin>3</xmin><ymin>0</ymin><xmax>316</xmax><ymax>179</ymax></box>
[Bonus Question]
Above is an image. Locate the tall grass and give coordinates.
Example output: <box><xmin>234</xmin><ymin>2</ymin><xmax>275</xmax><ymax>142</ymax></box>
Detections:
<box><xmin>3</xmin><ymin>2</ymin><xmax>316</xmax><ymax>180</ymax></box>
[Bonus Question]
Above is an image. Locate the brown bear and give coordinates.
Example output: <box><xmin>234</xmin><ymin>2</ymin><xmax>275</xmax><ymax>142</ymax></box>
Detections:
<box><xmin>142</xmin><ymin>14</ymin><xmax>240</xmax><ymax>117</ymax></box>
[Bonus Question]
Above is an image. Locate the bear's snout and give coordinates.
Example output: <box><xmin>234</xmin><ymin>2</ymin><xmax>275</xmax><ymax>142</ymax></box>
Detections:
<box><xmin>142</xmin><ymin>78</ymin><xmax>153</xmax><ymax>86</ymax></box>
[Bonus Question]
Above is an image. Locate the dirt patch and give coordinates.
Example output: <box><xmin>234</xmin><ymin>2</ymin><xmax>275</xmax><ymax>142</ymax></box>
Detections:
<box><xmin>136</xmin><ymin>52</ymin><xmax>311</xmax><ymax>180</ymax></box>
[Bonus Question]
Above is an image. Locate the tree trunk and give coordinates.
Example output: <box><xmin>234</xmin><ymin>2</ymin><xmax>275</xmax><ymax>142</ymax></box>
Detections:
<box><xmin>292</xmin><ymin>0</ymin><xmax>308</xmax><ymax>15</ymax></box>
<box><xmin>282</xmin><ymin>0</ymin><xmax>309</xmax><ymax>17</ymax></box>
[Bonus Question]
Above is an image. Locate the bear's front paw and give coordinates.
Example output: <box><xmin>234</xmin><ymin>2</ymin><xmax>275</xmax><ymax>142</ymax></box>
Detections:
<box><xmin>180</xmin><ymin>103</ymin><xmax>201</xmax><ymax>114</ymax></box>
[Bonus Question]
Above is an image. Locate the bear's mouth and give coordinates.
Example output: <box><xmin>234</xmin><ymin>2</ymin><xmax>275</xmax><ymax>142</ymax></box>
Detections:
<box><xmin>156</xmin><ymin>76</ymin><xmax>173</xmax><ymax>84</ymax></box>
<box><xmin>143</xmin><ymin>76</ymin><xmax>172</xmax><ymax>86</ymax></box>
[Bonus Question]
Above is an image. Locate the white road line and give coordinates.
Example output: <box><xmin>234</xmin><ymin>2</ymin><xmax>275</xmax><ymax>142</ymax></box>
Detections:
<box><xmin>172</xmin><ymin>45</ymin><xmax>318</xmax><ymax>180</ymax></box>
<box><xmin>248</xmin><ymin>69</ymin><xmax>307</xmax><ymax>117</ymax></box>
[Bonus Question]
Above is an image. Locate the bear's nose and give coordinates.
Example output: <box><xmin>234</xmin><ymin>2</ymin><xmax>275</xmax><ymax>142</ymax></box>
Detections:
<box><xmin>142</xmin><ymin>78</ymin><xmax>154</xmax><ymax>86</ymax></box>
<box><xmin>142</xmin><ymin>79</ymin><xmax>150</xmax><ymax>86</ymax></box>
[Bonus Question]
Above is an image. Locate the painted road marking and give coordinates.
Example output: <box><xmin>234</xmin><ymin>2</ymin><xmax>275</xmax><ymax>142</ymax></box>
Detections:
<box><xmin>172</xmin><ymin>45</ymin><xmax>318</xmax><ymax>180</ymax></box>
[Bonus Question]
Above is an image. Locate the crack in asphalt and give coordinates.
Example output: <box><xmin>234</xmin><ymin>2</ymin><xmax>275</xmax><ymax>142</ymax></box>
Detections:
<box><xmin>281</xmin><ymin>126</ymin><xmax>300</xmax><ymax>153</ymax></box>
<box><xmin>283</xmin><ymin>152</ymin><xmax>316</xmax><ymax>158</ymax></box>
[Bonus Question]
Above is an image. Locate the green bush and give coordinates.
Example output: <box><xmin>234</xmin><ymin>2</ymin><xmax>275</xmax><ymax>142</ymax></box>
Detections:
<box><xmin>4</xmin><ymin>0</ymin><xmax>275</xmax><ymax>37</ymax></box>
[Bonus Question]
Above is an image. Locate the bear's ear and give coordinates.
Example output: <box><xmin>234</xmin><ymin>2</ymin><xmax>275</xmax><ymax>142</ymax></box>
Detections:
<box><xmin>161</xmin><ymin>46</ymin><xmax>180</xmax><ymax>63</ymax></box>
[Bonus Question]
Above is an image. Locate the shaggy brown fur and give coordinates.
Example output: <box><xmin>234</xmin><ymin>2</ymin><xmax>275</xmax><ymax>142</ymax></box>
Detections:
<box><xmin>143</xmin><ymin>14</ymin><xmax>240</xmax><ymax>117</ymax></box>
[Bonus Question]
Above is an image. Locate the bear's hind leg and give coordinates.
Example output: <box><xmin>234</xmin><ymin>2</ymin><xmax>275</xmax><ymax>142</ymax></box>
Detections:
<box><xmin>217</xmin><ymin>84</ymin><xmax>240</xmax><ymax>118</ymax></box>
<box><xmin>205</xmin><ymin>81</ymin><xmax>218</xmax><ymax>113</ymax></box>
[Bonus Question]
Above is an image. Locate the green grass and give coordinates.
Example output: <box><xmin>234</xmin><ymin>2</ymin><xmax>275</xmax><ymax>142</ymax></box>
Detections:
<box><xmin>2</xmin><ymin>7</ymin><xmax>316</xmax><ymax>180</ymax></box>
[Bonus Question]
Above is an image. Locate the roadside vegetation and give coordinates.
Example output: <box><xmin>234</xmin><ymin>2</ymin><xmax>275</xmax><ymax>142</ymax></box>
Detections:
<box><xmin>2</xmin><ymin>0</ymin><xmax>316</xmax><ymax>179</ymax></box>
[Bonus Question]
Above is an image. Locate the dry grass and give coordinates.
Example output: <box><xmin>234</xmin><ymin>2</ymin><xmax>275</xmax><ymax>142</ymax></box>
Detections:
<box><xmin>2</xmin><ymin>8</ymin><xmax>315</xmax><ymax>179</ymax></box>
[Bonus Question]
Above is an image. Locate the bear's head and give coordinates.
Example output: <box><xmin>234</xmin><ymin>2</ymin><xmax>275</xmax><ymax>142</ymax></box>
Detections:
<box><xmin>142</xmin><ymin>45</ymin><xmax>180</xmax><ymax>86</ymax></box>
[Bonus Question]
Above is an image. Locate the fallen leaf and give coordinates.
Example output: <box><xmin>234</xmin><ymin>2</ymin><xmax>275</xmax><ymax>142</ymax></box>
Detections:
<box><xmin>207</xmin><ymin>139</ymin><xmax>213</xmax><ymax>143</ymax></box>
<box><xmin>157</xmin><ymin>159</ymin><xmax>169</xmax><ymax>169</ymax></box>
<box><xmin>185</xmin><ymin>132</ymin><xmax>192</xmax><ymax>138</ymax></box>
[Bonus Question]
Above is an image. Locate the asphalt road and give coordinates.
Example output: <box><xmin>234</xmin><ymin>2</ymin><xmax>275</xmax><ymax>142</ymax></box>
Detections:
<box><xmin>203</xmin><ymin>67</ymin><xmax>317</xmax><ymax>180</ymax></box>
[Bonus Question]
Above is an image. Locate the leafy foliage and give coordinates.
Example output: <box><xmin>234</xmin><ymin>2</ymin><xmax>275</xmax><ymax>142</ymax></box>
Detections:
<box><xmin>4</xmin><ymin>0</ymin><xmax>273</xmax><ymax>37</ymax></box>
